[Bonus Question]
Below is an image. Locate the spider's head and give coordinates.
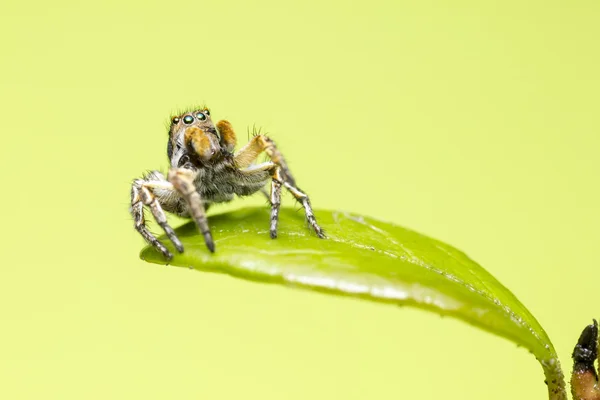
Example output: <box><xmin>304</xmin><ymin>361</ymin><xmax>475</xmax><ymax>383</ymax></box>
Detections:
<box><xmin>168</xmin><ymin>108</ymin><xmax>221</xmax><ymax>165</ymax></box>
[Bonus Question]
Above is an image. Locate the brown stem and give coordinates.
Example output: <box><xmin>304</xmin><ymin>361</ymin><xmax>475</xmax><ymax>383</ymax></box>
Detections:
<box><xmin>571</xmin><ymin>320</ymin><xmax>600</xmax><ymax>400</ymax></box>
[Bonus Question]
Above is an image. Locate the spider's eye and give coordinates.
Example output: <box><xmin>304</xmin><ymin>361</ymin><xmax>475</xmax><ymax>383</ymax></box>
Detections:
<box><xmin>204</xmin><ymin>109</ymin><xmax>210</xmax><ymax>116</ymax></box>
<box><xmin>196</xmin><ymin>112</ymin><xmax>206</xmax><ymax>121</ymax></box>
<box><xmin>183</xmin><ymin>115</ymin><xmax>194</xmax><ymax>124</ymax></box>
<box><xmin>171</xmin><ymin>117</ymin><xmax>180</xmax><ymax>124</ymax></box>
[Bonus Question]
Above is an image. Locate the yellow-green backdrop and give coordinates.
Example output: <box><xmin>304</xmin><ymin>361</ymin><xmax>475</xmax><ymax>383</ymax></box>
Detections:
<box><xmin>1</xmin><ymin>1</ymin><xmax>599</xmax><ymax>399</ymax></box>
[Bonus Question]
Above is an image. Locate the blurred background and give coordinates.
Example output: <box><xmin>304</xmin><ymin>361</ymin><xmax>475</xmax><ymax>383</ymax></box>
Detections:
<box><xmin>1</xmin><ymin>0</ymin><xmax>599</xmax><ymax>399</ymax></box>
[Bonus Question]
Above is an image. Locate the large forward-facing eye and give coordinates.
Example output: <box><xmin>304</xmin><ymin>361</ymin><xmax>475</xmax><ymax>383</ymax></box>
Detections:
<box><xmin>183</xmin><ymin>115</ymin><xmax>194</xmax><ymax>124</ymax></box>
<box><xmin>196</xmin><ymin>112</ymin><xmax>206</xmax><ymax>121</ymax></box>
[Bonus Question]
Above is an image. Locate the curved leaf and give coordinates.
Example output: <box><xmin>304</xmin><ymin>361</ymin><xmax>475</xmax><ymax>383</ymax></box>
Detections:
<box><xmin>140</xmin><ymin>207</ymin><xmax>566</xmax><ymax>400</ymax></box>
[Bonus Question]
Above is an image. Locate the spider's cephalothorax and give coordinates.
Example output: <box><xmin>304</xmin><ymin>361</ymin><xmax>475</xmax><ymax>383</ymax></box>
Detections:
<box><xmin>130</xmin><ymin>107</ymin><xmax>325</xmax><ymax>260</ymax></box>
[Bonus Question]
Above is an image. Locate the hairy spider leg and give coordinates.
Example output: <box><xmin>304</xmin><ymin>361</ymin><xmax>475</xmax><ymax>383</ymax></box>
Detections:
<box><xmin>281</xmin><ymin>181</ymin><xmax>324</xmax><ymax>238</ymax></box>
<box><xmin>168</xmin><ymin>168</ymin><xmax>215</xmax><ymax>253</ymax></box>
<box><xmin>239</xmin><ymin>162</ymin><xmax>283</xmax><ymax>238</ymax></box>
<box><xmin>270</xmin><ymin>173</ymin><xmax>283</xmax><ymax>238</ymax></box>
<box><xmin>131</xmin><ymin>179</ymin><xmax>182</xmax><ymax>260</ymax></box>
<box><xmin>235</xmin><ymin>135</ymin><xmax>324</xmax><ymax>238</ymax></box>
<box><xmin>138</xmin><ymin>181</ymin><xmax>184</xmax><ymax>252</ymax></box>
<box><xmin>234</xmin><ymin>134</ymin><xmax>296</xmax><ymax>186</ymax></box>
<box><xmin>234</xmin><ymin>135</ymin><xmax>324</xmax><ymax>237</ymax></box>
<box><xmin>239</xmin><ymin>159</ymin><xmax>324</xmax><ymax>239</ymax></box>
<box><xmin>217</xmin><ymin>119</ymin><xmax>269</xmax><ymax>200</ymax></box>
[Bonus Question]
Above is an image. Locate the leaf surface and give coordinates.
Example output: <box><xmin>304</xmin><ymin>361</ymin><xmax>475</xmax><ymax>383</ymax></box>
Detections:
<box><xmin>140</xmin><ymin>207</ymin><xmax>566</xmax><ymax>400</ymax></box>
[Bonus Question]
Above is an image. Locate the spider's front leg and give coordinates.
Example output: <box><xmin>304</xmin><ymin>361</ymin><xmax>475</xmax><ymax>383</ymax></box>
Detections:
<box><xmin>234</xmin><ymin>132</ymin><xmax>297</xmax><ymax>185</ymax></box>
<box><xmin>130</xmin><ymin>172</ymin><xmax>184</xmax><ymax>260</ymax></box>
<box><xmin>167</xmin><ymin>168</ymin><xmax>215</xmax><ymax>253</ymax></box>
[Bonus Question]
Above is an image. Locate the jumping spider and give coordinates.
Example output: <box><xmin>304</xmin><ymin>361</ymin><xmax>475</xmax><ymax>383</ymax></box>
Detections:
<box><xmin>130</xmin><ymin>107</ymin><xmax>325</xmax><ymax>260</ymax></box>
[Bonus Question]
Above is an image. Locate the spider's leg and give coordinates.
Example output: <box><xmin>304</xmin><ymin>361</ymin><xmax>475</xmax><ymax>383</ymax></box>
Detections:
<box><xmin>269</xmin><ymin>175</ymin><xmax>282</xmax><ymax>239</ymax></box>
<box><xmin>220</xmin><ymin>122</ymin><xmax>269</xmax><ymax>201</ymax></box>
<box><xmin>138</xmin><ymin>180</ymin><xmax>184</xmax><ymax>253</ymax></box>
<box><xmin>281</xmin><ymin>181</ymin><xmax>325</xmax><ymax>238</ymax></box>
<box><xmin>131</xmin><ymin>181</ymin><xmax>173</xmax><ymax>260</ymax></box>
<box><xmin>236</xmin><ymin>138</ymin><xmax>324</xmax><ymax>238</ymax></box>
<box><xmin>238</xmin><ymin>163</ymin><xmax>319</xmax><ymax>239</ymax></box>
<box><xmin>234</xmin><ymin>134</ymin><xmax>296</xmax><ymax>185</ymax></box>
<box><xmin>168</xmin><ymin>168</ymin><xmax>215</xmax><ymax>253</ymax></box>
<box><xmin>237</xmin><ymin>162</ymin><xmax>281</xmax><ymax>238</ymax></box>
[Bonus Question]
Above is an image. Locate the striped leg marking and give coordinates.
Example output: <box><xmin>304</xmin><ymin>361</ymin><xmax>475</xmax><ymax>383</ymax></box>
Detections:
<box><xmin>139</xmin><ymin>185</ymin><xmax>184</xmax><ymax>253</ymax></box>
<box><xmin>270</xmin><ymin>179</ymin><xmax>282</xmax><ymax>238</ymax></box>
<box><xmin>282</xmin><ymin>182</ymin><xmax>325</xmax><ymax>238</ymax></box>
<box><xmin>130</xmin><ymin>184</ymin><xmax>173</xmax><ymax>260</ymax></box>
<box><xmin>237</xmin><ymin>156</ymin><xmax>324</xmax><ymax>239</ymax></box>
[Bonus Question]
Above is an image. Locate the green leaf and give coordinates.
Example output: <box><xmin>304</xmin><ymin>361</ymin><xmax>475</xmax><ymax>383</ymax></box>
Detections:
<box><xmin>140</xmin><ymin>207</ymin><xmax>567</xmax><ymax>400</ymax></box>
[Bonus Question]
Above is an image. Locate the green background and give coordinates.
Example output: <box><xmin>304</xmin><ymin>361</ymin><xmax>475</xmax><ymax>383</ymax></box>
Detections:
<box><xmin>1</xmin><ymin>1</ymin><xmax>599</xmax><ymax>399</ymax></box>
